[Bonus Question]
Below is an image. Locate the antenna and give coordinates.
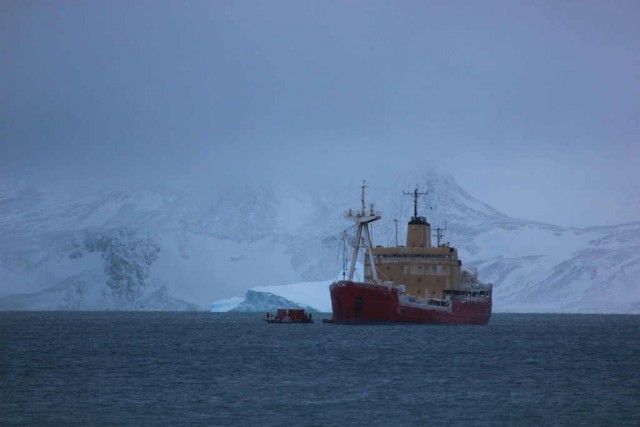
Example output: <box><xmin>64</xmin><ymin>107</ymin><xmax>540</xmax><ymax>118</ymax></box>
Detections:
<box><xmin>360</xmin><ymin>180</ymin><xmax>367</xmax><ymax>215</ymax></box>
<box><xmin>393</xmin><ymin>218</ymin><xmax>399</xmax><ymax>246</ymax></box>
<box><xmin>433</xmin><ymin>227</ymin><xmax>446</xmax><ymax>247</ymax></box>
<box><xmin>403</xmin><ymin>186</ymin><xmax>428</xmax><ymax>219</ymax></box>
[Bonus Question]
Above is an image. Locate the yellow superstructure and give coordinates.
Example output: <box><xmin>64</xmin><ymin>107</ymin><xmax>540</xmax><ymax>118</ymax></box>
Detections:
<box><xmin>363</xmin><ymin>211</ymin><xmax>476</xmax><ymax>299</ymax></box>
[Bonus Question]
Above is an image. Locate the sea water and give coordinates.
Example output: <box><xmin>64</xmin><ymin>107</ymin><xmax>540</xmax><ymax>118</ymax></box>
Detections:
<box><xmin>1</xmin><ymin>312</ymin><xmax>639</xmax><ymax>426</ymax></box>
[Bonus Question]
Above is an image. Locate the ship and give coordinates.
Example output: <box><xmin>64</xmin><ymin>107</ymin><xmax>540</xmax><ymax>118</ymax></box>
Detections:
<box><xmin>329</xmin><ymin>182</ymin><xmax>492</xmax><ymax>324</ymax></box>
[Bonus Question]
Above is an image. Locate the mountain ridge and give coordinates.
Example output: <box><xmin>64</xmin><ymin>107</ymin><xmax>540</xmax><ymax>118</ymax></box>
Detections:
<box><xmin>0</xmin><ymin>173</ymin><xmax>637</xmax><ymax>313</ymax></box>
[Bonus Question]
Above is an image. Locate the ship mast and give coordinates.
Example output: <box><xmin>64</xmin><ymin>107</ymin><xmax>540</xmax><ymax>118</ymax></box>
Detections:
<box><xmin>403</xmin><ymin>186</ymin><xmax>432</xmax><ymax>248</ymax></box>
<box><xmin>403</xmin><ymin>186</ymin><xmax>428</xmax><ymax>219</ymax></box>
<box><xmin>433</xmin><ymin>227</ymin><xmax>446</xmax><ymax>247</ymax></box>
<box><xmin>345</xmin><ymin>180</ymin><xmax>381</xmax><ymax>283</ymax></box>
<box><xmin>393</xmin><ymin>218</ymin><xmax>399</xmax><ymax>246</ymax></box>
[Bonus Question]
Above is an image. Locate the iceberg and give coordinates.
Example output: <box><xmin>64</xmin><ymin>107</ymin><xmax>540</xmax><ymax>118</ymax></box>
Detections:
<box><xmin>210</xmin><ymin>296</ymin><xmax>244</xmax><ymax>312</ymax></box>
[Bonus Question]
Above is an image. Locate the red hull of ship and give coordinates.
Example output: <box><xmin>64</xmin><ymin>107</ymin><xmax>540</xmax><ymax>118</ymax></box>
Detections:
<box><xmin>330</xmin><ymin>280</ymin><xmax>492</xmax><ymax>325</ymax></box>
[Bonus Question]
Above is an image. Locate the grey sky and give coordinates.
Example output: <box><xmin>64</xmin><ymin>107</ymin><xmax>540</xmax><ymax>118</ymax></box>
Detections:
<box><xmin>2</xmin><ymin>0</ymin><xmax>639</xmax><ymax>226</ymax></box>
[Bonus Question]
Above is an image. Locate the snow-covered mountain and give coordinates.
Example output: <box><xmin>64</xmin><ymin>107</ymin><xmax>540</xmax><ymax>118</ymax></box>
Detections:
<box><xmin>1</xmin><ymin>171</ymin><xmax>638</xmax><ymax>313</ymax></box>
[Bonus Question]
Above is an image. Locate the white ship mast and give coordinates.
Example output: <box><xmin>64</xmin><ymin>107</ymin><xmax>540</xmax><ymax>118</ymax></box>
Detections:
<box><xmin>345</xmin><ymin>180</ymin><xmax>381</xmax><ymax>283</ymax></box>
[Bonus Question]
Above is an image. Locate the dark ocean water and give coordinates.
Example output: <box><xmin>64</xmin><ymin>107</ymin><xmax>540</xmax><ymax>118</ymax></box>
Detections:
<box><xmin>1</xmin><ymin>312</ymin><xmax>639</xmax><ymax>426</ymax></box>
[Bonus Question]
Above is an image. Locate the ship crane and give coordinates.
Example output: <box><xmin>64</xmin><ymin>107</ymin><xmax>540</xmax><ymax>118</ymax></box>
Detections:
<box><xmin>345</xmin><ymin>180</ymin><xmax>381</xmax><ymax>284</ymax></box>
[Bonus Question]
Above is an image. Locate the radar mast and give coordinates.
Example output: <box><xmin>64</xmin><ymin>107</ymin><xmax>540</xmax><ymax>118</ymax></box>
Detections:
<box><xmin>403</xmin><ymin>187</ymin><xmax>428</xmax><ymax>220</ymax></box>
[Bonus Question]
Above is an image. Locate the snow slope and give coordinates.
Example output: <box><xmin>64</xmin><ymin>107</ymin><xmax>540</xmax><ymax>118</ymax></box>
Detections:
<box><xmin>1</xmin><ymin>172</ymin><xmax>638</xmax><ymax>313</ymax></box>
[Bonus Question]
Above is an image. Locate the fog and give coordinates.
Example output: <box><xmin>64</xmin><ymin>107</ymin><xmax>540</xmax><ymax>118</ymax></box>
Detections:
<box><xmin>2</xmin><ymin>0</ymin><xmax>638</xmax><ymax>226</ymax></box>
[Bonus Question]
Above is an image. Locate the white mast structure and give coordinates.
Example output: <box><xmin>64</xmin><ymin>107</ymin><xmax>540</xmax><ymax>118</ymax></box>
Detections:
<box><xmin>345</xmin><ymin>181</ymin><xmax>381</xmax><ymax>284</ymax></box>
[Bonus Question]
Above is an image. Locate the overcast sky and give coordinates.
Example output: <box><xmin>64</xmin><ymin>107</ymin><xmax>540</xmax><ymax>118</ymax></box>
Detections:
<box><xmin>2</xmin><ymin>0</ymin><xmax>639</xmax><ymax>226</ymax></box>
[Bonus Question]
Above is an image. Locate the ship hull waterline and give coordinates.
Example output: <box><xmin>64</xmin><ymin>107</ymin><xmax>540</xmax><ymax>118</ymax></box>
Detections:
<box><xmin>330</xmin><ymin>280</ymin><xmax>492</xmax><ymax>325</ymax></box>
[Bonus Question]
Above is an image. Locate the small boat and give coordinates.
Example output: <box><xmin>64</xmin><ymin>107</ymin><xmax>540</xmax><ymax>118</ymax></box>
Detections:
<box><xmin>264</xmin><ymin>308</ymin><xmax>314</xmax><ymax>323</ymax></box>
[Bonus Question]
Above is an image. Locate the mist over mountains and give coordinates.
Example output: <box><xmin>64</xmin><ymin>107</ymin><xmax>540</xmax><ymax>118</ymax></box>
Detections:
<box><xmin>1</xmin><ymin>171</ymin><xmax>638</xmax><ymax>313</ymax></box>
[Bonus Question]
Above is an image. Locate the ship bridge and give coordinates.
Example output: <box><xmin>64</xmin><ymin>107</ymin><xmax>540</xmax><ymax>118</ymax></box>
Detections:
<box><xmin>363</xmin><ymin>187</ymin><xmax>468</xmax><ymax>299</ymax></box>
